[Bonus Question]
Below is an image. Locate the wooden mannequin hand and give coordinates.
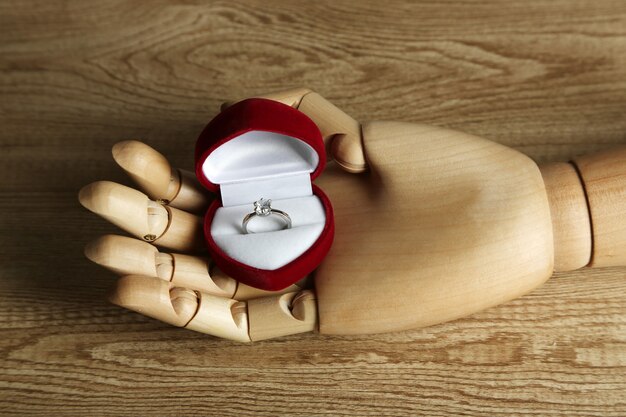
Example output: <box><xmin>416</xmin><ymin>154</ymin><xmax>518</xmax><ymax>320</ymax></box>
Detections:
<box><xmin>79</xmin><ymin>89</ymin><xmax>626</xmax><ymax>341</ymax></box>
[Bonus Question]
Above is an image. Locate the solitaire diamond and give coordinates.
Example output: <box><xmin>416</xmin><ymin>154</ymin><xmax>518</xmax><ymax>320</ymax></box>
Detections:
<box><xmin>253</xmin><ymin>198</ymin><xmax>272</xmax><ymax>216</ymax></box>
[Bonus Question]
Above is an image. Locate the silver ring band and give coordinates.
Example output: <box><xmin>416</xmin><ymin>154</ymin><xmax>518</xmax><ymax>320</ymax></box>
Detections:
<box><xmin>242</xmin><ymin>198</ymin><xmax>292</xmax><ymax>234</ymax></box>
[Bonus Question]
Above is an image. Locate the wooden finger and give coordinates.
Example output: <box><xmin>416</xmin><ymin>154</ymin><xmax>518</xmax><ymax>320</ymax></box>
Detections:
<box><xmin>109</xmin><ymin>275</ymin><xmax>197</xmax><ymax>328</ymax></box>
<box><xmin>112</xmin><ymin>140</ymin><xmax>211</xmax><ymax>213</ymax></box>
<box><xmin>79</xmin><ymin>181</ymin><xmax>204</xmax><ymax>252</ymax></box>
<box><xmin>297</xmin><ymin>92</ymin><xmax>367</xmax><ymax>173</ymax></box>
<box><xmin>86</xmin><ymin>234</ymin><xmax>307</xmax><ymax>300</ymax></box>
<box><xmin>110</xmin><ymin>276</ymin><xmax>318</xmax><ymax>342</ymax></box>
<box><xmin>247</xmin><ymin>290</ymin><xmax>317</xmax><ymax>341</ymax></box>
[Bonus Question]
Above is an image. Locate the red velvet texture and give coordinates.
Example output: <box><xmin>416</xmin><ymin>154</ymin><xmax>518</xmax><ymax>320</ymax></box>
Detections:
<box><xmin>195</xmin><ymin>98</ymin><xmax>335</xmax><ymax>291</ymax></box>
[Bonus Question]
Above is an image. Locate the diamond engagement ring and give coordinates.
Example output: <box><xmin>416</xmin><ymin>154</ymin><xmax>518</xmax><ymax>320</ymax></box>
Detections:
<box><xmin>242</xmin><ymin>198</ymin><xmax>292</xmax><ymax>234</ymax></box>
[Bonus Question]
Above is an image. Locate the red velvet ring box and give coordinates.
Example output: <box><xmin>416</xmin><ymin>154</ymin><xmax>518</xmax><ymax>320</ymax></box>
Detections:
<box><xmin>195</xmin><ymin>98</ymin><xmax>335</xmax><ymax>291</ymax></box>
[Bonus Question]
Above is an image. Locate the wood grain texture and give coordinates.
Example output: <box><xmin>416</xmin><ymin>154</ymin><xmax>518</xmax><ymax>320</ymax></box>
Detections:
<box><xmin>1</xmin><ymin>0</ymin><xmax>625</xmax><ymax>415</ymax></box>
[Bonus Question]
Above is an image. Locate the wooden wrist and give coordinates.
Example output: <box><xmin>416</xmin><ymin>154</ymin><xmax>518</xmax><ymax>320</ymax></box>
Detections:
<box><xmin>539</xmin><ymin>162</ymin><xmax>592</xmax><ymax>271</ymax></box>
<box><xmin>541</xmin><ymin>146</ymin><xmax>626</xmax><ymax>270</ymax></box>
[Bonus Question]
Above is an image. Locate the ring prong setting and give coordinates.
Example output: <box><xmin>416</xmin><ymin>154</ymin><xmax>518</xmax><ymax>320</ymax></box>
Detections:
<box><xmin>254</xmin><ymin>198</ymin><xmax>272</xmax><ymax>216</ymax></box>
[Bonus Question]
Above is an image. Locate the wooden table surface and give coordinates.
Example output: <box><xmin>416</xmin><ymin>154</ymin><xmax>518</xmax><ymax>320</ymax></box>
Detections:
<box><xmin>1</xmin><ymin>1</ymin><xmax>625</xmax><ymax>415</ymax></box>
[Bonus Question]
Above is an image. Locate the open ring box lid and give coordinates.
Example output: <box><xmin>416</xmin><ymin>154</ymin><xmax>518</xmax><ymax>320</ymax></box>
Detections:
<box><xmin>195</xmin><ymin>98</ymin><xmax>335</xmax><ymax>291</ymax></box>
